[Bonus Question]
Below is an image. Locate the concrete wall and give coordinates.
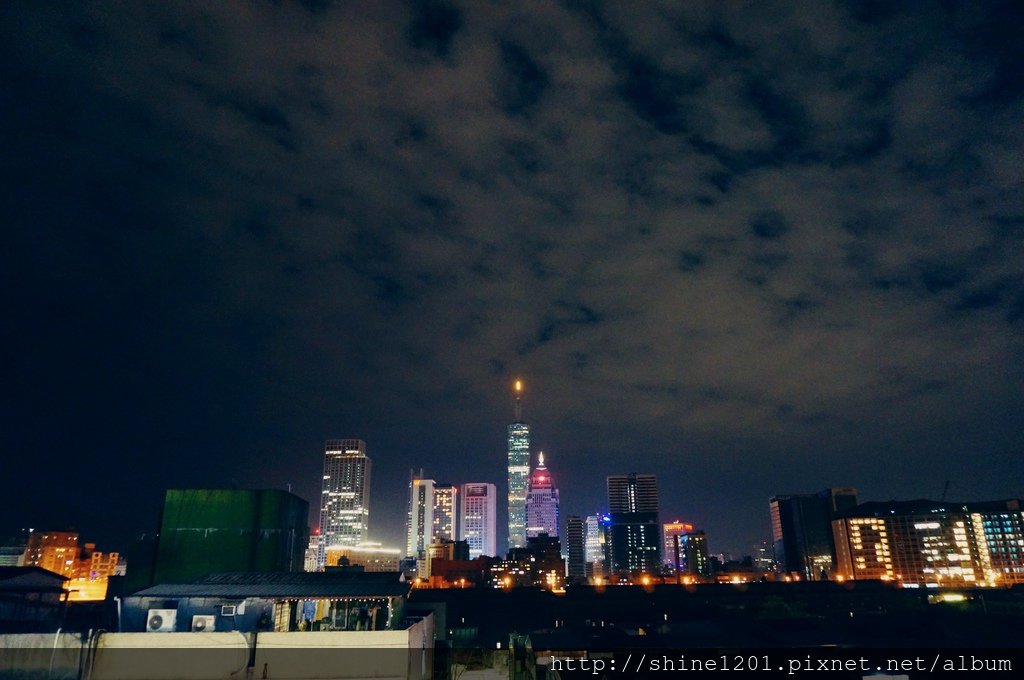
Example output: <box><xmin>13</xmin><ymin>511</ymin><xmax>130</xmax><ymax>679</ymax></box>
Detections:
<box><xmin>0</xmin><ymin>615</ymin><xmax>434</xmax><ymax>680</ymax></box>
<box><xmin>0</xmin><ymin>632</ymin><xmax>84</xmax><ymax>680</ymax></box>
<box><xmin>91</xmin><ymin>632</ymin><xmax>251</xmax><ymax>680</ymax></box>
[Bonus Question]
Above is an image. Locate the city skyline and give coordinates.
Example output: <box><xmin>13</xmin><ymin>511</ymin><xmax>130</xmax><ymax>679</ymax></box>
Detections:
<box><xmin>4</xmin><ymin>2</ymin><xmax>1023</xmax><ymax>560</ymax></box>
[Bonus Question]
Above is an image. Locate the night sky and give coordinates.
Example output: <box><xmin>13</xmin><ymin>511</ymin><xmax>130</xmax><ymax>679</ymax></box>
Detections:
<box><xmin>3</xmin><ymin>1</ymin><xmax>1023</xmax><ymax>558</ymax></box>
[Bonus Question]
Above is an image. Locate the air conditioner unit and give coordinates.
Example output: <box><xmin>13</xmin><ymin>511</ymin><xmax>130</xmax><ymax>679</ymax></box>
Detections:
<box><xmin>220</xmin><ymin>605</ymin><xmax>236</xmax><ymax>616</ymax></box>
<box><xmin>146</xmin><ymin>609</ymin><xmax>177</xmax><ymax>632</ymax></box>
<box><xmin>191</xmin><ymin>615</ymin><xmax>216</xmax><ymax>632</ymax></box>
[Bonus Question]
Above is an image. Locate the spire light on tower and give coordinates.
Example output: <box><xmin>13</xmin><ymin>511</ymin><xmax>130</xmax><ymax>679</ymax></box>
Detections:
<box><xmin>513</xmin><ymin>379</ymin><xmax>523</xmax><ymax>422</ymax></box>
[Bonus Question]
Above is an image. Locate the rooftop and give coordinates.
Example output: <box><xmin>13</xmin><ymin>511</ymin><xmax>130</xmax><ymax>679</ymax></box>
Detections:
<box><xmin>131</xmin><ymin>570</ymin><xmax>410</xmax><ymax>599</ymax></box>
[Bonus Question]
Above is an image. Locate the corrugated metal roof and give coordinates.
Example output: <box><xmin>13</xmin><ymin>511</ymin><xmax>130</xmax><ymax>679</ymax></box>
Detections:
<box><xmin>132</xmin><ymin>571</ymin><xmax>410</xmax><ymax>599</ymax></box>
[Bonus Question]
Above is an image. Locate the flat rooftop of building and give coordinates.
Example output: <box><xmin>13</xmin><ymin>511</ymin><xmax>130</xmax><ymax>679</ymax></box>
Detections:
<box><xmin>835</xmin><ymin>498</ymin><xmax>1023</xmax><ymax>518</ymax></box>
<box><xmin>131</xmin><ymin>570</ymin><xmax>410</xmax><ymax>599</ymax></box>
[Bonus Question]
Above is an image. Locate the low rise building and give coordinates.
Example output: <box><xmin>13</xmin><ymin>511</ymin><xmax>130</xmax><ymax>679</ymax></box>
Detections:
<box><xmin>0</xmin><ymin>566</ymin><xmax>68</xmax><ymax>632</ymax></box>
<box><xmin>124</xmin><ymin>570</ymin><xmax>410</xmax><ymax>633</ymax></box>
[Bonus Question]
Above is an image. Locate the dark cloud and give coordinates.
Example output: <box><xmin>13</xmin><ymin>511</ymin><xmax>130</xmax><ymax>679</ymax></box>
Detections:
<box><xmin>406</xmin><ymin>0</ymin><xmax>462</xmax><ymax>58</ymax></box>
<box><xmin>3</xmin><ymin>0</ymin><xmax>1024</xmax><ymax>557</ymax></box>
<box><xmin>497</xmin><ymin>41</ymin><xmax>549</xmax><ymax>116</ymax></box>
<box><xmin>750</xmin><ymin>211</ymin><xmax>790</xmax><ymax>240</ymax></box>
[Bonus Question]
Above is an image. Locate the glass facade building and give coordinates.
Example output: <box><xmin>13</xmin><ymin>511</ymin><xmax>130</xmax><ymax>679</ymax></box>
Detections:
<box><xmin>460</xmin><ymin>482</ymin><xmax>497</xmax><ymax>559</ymax></box>
<box><xmin>319</xmin><ymin>439</ymin><xmax>371</xmax><ymax>565</ymax></box>
<box><xmin>406</xmin><ymin>475</ymin><xmax>435</xmax><ymax>559</ymax></box>
<box><xmin>507</xmin><ymin>381</ymin><xmax>530</xmax><ymax>549</ymax></box>
<box><xmin>662</xmin><ymin>521</ymin><xmax>694</xmax><ymax>571</ymax></box>
<box><xmin>584</xmin><ymin>514</ymin><xmax>611</xmax><ymax>578</ymax></box>
<box><xmin>432</xmin><ymin>483</ymin><xmax>458</xmax><ymax>543</ymax></box>
<box><xmin>607</xmin><ymin>473</ymin><xmax>661</xmax><ymax>575</ymax></box>
<box><xmin>770</xmin><ymin>487</ymin><xmax>858</xmax><ymax>581</ymax></box>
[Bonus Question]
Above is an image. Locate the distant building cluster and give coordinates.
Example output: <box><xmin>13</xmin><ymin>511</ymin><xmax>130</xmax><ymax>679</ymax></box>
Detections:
<box><xmin>299</xmin><ymin>382</ymin><xmax>719</xmax><ymax>590</ymax></box>
<box><xmin>4</xmin><ymin>377</ymin><xmax>1024</xmax><ymax>641</ymax></box>
<box><xmin>771</xmin><ymin>490</ymin><xmax>1024</xmax><ymax>587</ymax></box>
<box><xmin>1</xmin><ymin>529</ymin><xmax>123</xmax><ymax>602</ymax></box>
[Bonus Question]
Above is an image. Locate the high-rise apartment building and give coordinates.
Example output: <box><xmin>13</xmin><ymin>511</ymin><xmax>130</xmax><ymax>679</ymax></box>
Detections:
<box><xmin>770</xmin><ymin>487</ymin><xmax>858</xmax><ymax>581</ymax></box>
<box><xmin>607</xmin><ymin>473</ymin><xmax>661</xmax><ymax>575</ymax></box>
<box><xmin>526</xmin><ymin>452</ymin><xmax>560</xmax><ymax>539</ymax></box>
<box><xmin>318</xmin><ymin>439</ymin><xmax>371</xmax><ymax>564</ymax></box>
<box><xmin>507</xmin><ymin>380</ymin><xmax>530</xmax><ymax>550</ymax></box>
<box><xmin>407</xmin><ymin>474</ymin><xmax>435</xmax><ymax>559</ymax></box>
<box><xmin>833</xmin><ymin>499</ymin><xmax>1024</xmax><ymax>586</ymax></box>
<box><xmin>678</xmin><ymin>530</ymin><xmax>711</xmax><ymax>578</ymax></box>
<box><xmin>565</xmin><ymin>516</ymin><xmax>586</xmax><ymax>583</ymax></box>
<box><xmin>433</xmin><ymin>483</ymin><xmax>458</xmax><ymax>543</ymax></box>
<box><xmin>460</xmin><ymin>482</ymin><xmax>497</xmax><ymax>559</ymax></box>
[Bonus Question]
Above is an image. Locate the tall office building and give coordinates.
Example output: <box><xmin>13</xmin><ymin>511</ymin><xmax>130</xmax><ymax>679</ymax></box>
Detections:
<box><xmin>662</xmin><ymin>521</ymin><xmax>695</xmax><ymax>571</ymax></box>
<box><xmin>460</xmin><ymin>482</ymin><xmax>497</xmax><ymax>559</ymax></box>
<box><xmin>584</xmin><ymin>514</ymin><xmax>611</xmax><ymax>578</ymax></box>
<box><xmin>607</xmin><ymin>473</ymin><xmax>662</xmax><ymax>575</ymax></box>
<box><xmin>753</xmin><ymin>540</ymin><xmax>775</xmax><ymax>573</ymax></box>
<box><xmin>833</xmin><ymin>499</ymin><xmax>1024</xmax><ymax>586</ymax></box>
<box><xmin>526</xmin><ymin>452</ymin><xmax>560</xmax><ymax>539</ymax></box>
<box><xmin>407</xmin><ymin>474</ymin><xmax>436</xmax><ymax>559</ymax></box>
<box><xmin>565</xmin><ymin>516</ymin><xmax>586</xmax><ymax>582</ymax></box>
<box><xmin>507</xmin><ymin>380</ymin><xmax>530</xmax><ymax>549</ymax></box>
<box><xmin>433</xmin><ymin>484</ymin><xmax>458</xmax><ymax>543</ymax></box>
<box><xmin>770</xmin><ymin>487</ymin><xmax>857</xmax><ymax>581</ymax></box>
<box><xmin>319</xmin><ymin>439</ymin><xmax>371</xmax><ymax>564</ymax></box>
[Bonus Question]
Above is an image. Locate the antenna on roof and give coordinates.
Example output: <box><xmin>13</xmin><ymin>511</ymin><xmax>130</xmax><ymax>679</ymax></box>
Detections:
<box><xmin>513</xmin><ymin>379</ymin><xmax>524</xmax><ymax>422</ymax></box>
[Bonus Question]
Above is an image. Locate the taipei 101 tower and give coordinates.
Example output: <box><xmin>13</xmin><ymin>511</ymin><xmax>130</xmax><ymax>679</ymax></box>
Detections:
<box><xmin>507</xmin><ymin>380</ymin><xmax>530</xmax><ymax>549</ymax></box>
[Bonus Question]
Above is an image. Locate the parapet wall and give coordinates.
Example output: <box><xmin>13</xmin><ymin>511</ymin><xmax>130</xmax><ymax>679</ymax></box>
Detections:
<box><xmin>0</xmin><ymin>617</ymin><xmax>434</xmax><ymax>680</ymax></box>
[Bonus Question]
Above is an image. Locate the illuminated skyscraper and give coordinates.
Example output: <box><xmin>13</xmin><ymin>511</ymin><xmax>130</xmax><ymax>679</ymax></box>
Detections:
<box><xmin>318</xmin><ymin>439</ymin><xmax>371</xmax><ymax>565</ymax></box>
<box><xmin>460</xmin><ymin>483</ymin><xmax>497</xmax><ymax>558</ymax></box>
<box><xmin>406</xmin><ymin>474</ymin><xmax>435</xmax><ymax>559</ymax></box>
<box><xmin>662</xmin><ymin>521</ymin><xmax>695</xmax><ymax>571</ymax></box>
<box><xmin>678</xmin><ymin>530</ymin><xmax>710</xmax><ymax>578</ymax></box>
<box><xmin>432</xmin><ymin>483</ymin><xmax>458</xmax><ymax>543</ymax></box>
<box><xmin>607</xmin><ymin>473</ymin><xmax>661</xmax><ymax>575</ymax></box>
<box><xmin>526</xmin><ymin>452</ymin><xmax>560</xmax><ymax>538</ymax></box>
<box><xmin>584</xmin><ymin>514</ymin><xmax>611</xmax><ymax>578</ymax></box>
<box><xmin>507</xmin><ymin>380</ymin><xmax>530</xmax><ymax>549</ymax></box>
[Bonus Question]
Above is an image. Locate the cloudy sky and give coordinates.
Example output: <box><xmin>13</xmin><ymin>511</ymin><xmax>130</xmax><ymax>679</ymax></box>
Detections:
<box><xmin>3</xmin><ymin>1</ymin><xmax>1023</xmax><ymax>556</ymax></box>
